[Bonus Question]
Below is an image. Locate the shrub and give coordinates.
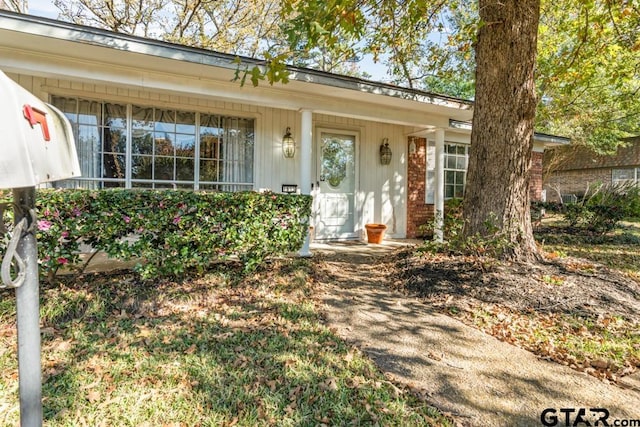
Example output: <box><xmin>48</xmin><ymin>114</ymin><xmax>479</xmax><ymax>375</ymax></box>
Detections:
<box><xmin>417</xmin><ymin>198</ymin><xmax>463</xmax><ymax>239</ymax></box>
<box><xmin>1</xmin><ymin>189</ymin><xmax>311</xmax><ymax>280</ymax></box>
<box><xmin>561</xmin><ymin>182</ymin><xmax>640</xmax><ymax>233</ymax></box>
<box><xmin>418</xmin><ymin>199</ymin><xmax>513</xmax><ymax>258</ymax></box>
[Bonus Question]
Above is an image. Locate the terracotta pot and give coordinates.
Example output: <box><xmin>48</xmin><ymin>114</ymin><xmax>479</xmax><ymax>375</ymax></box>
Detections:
<box><xmin>365</xmin><ymin>223</ymin><xmax>387</xmax><ymax>244</ymax></box>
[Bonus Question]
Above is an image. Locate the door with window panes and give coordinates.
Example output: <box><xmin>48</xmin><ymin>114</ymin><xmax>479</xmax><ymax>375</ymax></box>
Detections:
<box><xmin>315</xmin><ymin>130</ymin><xmax>358</xmax><ymax>240</ymax></box>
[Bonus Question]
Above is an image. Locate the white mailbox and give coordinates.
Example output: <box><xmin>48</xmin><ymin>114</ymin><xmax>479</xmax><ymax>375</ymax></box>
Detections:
<box><xmin>0</xmin><ymin>70</ymin><xmax>80</xmax><ymax>189</ymax></box>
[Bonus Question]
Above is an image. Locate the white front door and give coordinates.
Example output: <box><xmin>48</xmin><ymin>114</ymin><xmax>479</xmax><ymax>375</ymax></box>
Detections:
<box><xmin>315</xmin><ymin>130</ymin><xmax>357</xmax><ymax>240</ymax></box>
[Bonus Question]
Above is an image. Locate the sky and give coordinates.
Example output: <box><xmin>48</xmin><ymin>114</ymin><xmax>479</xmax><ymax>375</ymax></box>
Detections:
<box><xmin>27</xmin><ymin>0</ymin><xmax>57</xmax><ymax>18</ymax></box>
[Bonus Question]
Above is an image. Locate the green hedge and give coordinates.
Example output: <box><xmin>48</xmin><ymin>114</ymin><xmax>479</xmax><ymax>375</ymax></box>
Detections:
<box><xmin>1</xmin><ymin>189</ymin><xmax>311</xmax><ymax>280</ymax></box>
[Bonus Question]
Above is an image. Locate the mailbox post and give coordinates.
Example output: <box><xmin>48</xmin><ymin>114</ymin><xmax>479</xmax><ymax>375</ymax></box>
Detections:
<box><xmin>0</xmin><ymin>70</ymin><xmax>80</xmax><ymax>427</ymax></box>
<box><xmin>13</xmin><ymin>187</ymin><xmax>41</xmax><ymax>426</ymax></box>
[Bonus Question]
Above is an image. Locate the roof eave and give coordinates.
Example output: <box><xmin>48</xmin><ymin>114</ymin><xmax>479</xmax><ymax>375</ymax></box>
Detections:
<box><xmin>449</xmin><ymin>120</ymin><xmax>570</xmax><ymax>146</ymax></box>
<box><xmin>0</xmin><ymin>10</ymin><xmax>473</xmax><ymax>114</ymax></box>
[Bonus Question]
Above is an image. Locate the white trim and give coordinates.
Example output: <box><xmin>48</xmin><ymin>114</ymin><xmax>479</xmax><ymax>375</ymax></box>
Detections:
<box><xmin>299</xmin><ymin>110</ymin><xmax>313</xmax><ymax>256</ymax></box>
<box><xmin>0</xmin><ymin>11</ymin><xmax>474</xmax><ymax>115</ymax></box>
<box><xmin>434</xmin><ymin>130</ymin><xmax>445</xmax><ymax>242</ymax></box>
<box><xmin>125</xmin><ymin>103</ymin><xmax>132</xmax><ymax>188</ymax></box>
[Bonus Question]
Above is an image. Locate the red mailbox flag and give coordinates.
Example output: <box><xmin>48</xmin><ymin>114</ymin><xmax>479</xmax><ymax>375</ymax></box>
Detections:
<box><xmin>23</xmin><ymin>105</ymin><xmax>51</xmax><ymax>142</ymax></box>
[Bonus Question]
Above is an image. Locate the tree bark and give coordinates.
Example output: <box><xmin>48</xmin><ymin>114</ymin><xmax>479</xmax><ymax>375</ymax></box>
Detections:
<box><xmin>463</xmin><ymin>0</ymin><xmax>541</xmax><ymax>262</ymax></box>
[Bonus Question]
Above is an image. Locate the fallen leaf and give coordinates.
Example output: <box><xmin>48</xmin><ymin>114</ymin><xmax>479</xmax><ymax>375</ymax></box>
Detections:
<box><xmin>87</xmin><ymin>390</ymin><xmax>100</xmax><ymax>403</ymax></box>
<box><xmin>590</xmin><ymin>359</ymin><xmax>610</xmax><ymax>369</ymax></box>
<box><xmin>324</xmin><ymin>377</ymin><xmax>338</xmax><ymax>391</ymax></box>
<box><xmin>427</xmin><ymin>352</ymin><xmax>442</xmax><ymax>361</ymax></box>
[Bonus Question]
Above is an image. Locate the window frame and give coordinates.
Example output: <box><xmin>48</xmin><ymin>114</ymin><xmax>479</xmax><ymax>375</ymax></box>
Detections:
<box><xmin>612</xmin><ymin>167</ymin><xmax>639</xmax><ymax>186</ymax></box>
<box><xmin>425</xmin><ymin>140</ymin><xmax>469</xmax><ymax>203</ymax></box>
<box><xmin>51</xmin><ymin>95</ymin><xmax>256</xmax><ymax>191</ymax></box>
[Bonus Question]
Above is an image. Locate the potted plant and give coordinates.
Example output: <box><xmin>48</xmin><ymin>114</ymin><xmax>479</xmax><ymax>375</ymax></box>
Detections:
<box><xmin>364</xmin><ymin>223</ymin><xmax>387</xmax><ymax>244</ymax></box>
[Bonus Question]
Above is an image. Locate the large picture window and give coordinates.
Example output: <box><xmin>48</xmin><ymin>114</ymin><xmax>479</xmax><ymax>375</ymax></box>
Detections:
<box><xmin>425</xmin><ymin>141</ymin><xmax>469</xmax><ymax>203</ymax></box>
<box><xmin>52</xmin><ymin>96</ymin><xmax>254</xmax><ymax>191</ymax></box>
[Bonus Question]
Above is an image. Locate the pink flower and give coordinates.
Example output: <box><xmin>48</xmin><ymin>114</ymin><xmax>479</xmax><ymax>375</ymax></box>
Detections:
<box><xmin>172</xmin><ymin>216</ymin><xmax>181</xmax><ymax>225</ymax></box>
<box><xmin>37</xmin><ymin>220</ymin><xmax>52</xmax><ymax>231</ymax></box>
<box><xmin>61</xmin><ymin>231</ymin><xmax>70</xmax><ymax>238</ymax></box>
<box><xmin>123</xmin><ymin>215</ymin><xmax>131</xmax><ymax>223</ymax></box>
<box><xmin>57</xmin><ymin>257</ymin><xmax>68</xmax><ymax>265</ymax></box>
<box><xmin>72</xmin><ymin>208</ymin><xmax>81</xmax><ymax>217</ymax></box>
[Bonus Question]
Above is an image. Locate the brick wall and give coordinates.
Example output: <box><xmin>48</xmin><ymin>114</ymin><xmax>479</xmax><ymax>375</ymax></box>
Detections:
<box><xmin>542</xmin><ymin>138</ymin><xmax>640</xmax><ymax>203</ymax></box>
<box><xmin>530</xmin><ymin>151</ymin><xmax>544</xmax><ymax>201</ymax></box>
<box><xmin>544</xmin><ymin>169</ymin><xmax>612</xmax><ymax>202</ymax></box>
<box><xmin>406</xmin><ymin>137</ymin><xmax>434</xmax><ymax>238</ymax></box>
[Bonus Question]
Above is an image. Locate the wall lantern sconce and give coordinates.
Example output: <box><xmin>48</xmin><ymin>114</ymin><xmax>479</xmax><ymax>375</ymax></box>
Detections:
<box><xmin>408</xmin><ymin>137</ymin><xmax>417</xmax><ymax>155</ymax></box>
<box><xmin>282</xmin><ymin>127</ymin><xmax>295</xmax><ymax>158</ymax></box>
<box><xmin>379</xmin><ymin>138</ymin><xmax>392</xmax><ymax>165</ymax></box>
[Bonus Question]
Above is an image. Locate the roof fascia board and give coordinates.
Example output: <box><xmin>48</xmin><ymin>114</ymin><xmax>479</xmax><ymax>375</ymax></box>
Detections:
<box><xmin>0</xmin><ymin>45</ymin><xmax>450</xmax><ymax>127</ymax></box>
<box><xmin>449</xmin><ymin>119</ymin><xmax>570</xmax><ymax>146</ymax></box>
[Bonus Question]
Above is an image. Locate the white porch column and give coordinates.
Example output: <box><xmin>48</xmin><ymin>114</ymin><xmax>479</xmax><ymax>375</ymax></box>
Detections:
<box><xmin>434</xmin><ymin>129</ymin><xmax>445</xmax><ymax>242</ymax></box>
<box><xmin>299</xmin><ymin>109</ymin><xmax>313</xmax><ymax>257</ymax></box>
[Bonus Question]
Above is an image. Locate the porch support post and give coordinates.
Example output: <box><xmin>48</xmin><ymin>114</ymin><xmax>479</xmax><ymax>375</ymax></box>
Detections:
<box><xmin>299</xmin><ymin>109</ymin><xmax>313</xmax><ymax>257</ymax></box>
<box><xmin>434</xmin><ymin>129</ymin><xmax>445</xmax><ymax>242</ymax></box>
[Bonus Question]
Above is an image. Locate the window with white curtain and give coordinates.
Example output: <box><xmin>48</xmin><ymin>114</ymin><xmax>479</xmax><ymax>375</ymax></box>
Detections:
<box><xmin>199</xmin><ymin>114</ymin><xmax>254</xmax><ymax>192</ymax></box>
<box><xmin>51</xmin><ymin>96</ymin><xmax>254</xmax><ymax>191</ymax></box>
<box><xmin>52</xmin><ymin>96</ymin><xmax>127</xmax><ymax>189</ymax></box>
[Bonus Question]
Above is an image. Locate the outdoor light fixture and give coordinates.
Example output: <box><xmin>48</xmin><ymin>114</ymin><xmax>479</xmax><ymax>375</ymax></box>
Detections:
<box><xmin>282</xmin><ymin>127</ymin><xmax>295</xmax><ymax>158</ymax></box>
<box><xmin>379</xmin><ymin>138</ymin><xmax>392</xmax><ymax>165</ymax></box>
<box><xmin>408</xmin><ymin>137</ymin><xmax>417</xmax><ymax>155</ymax></box>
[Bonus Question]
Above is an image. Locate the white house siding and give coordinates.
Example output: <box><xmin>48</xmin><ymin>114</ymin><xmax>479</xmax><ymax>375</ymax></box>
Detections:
<box><xmin>6</xmin><ymin>72</ymin><xmax>408</xmax><ymax>238</ymax></box>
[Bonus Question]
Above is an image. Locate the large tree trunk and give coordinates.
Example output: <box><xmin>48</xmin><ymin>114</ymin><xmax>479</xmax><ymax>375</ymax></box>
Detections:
<box><xmin>463</xmin><ymin>0</ymin><xmax>541</xmax><ymax>262</ymax></box>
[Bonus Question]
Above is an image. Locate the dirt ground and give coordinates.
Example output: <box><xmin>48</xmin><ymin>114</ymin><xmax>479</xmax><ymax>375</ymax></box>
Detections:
<box><xmin>390</xmin><ymin>249</ymin><xmax>640</xmax><ymax>324</ymax></box>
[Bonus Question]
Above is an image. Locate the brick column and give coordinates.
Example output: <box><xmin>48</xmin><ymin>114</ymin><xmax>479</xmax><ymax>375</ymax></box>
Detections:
<box><xmin>530</xmin><ymin>151</ymin><xmax>543</xmax><ymax>201</ymax></box>
<box><xmin>406</xmin><ymin>137</ymin><xmax>435</xmax><ymax>238</ymax></box>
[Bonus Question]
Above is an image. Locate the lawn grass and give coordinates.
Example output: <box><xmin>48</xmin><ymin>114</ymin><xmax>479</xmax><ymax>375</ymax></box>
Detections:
<box><xmin>0</xmin><ymin>259</ymin><xmax>450</xmax><ymax>426</ymax></box>
<box><xmin>452</xmin><ymin>305</ymin><xmax>640</xmax><ymax>382</ymax></box>
<box><xmin>537</xmin><ymin>218</ymin><xmax>640</xmax><ymax>280</ymax></box>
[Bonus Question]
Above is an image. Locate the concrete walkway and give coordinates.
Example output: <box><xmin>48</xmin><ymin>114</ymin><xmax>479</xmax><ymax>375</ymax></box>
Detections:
<box><xmin>313</xmin><ymin>241</ymin><xmax>640</xmax><ymax>427</ymax></box>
